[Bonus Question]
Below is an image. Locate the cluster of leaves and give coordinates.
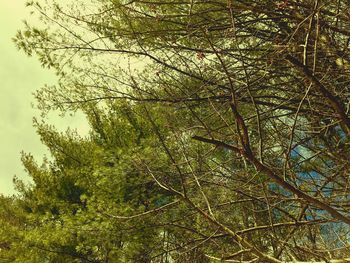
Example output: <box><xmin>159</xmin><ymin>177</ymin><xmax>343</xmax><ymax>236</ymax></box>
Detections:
<box><xmin>1</xmin><ymin>0</ymin><xmax>350</xmax><ymax>262</ymax></box>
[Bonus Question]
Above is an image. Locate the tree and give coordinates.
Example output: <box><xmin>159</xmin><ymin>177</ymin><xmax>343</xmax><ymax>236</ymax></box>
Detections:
<box><xmin>2</xmin><ymin>0</ymin><xmax>350</xmax><ymax>261</ymax></box>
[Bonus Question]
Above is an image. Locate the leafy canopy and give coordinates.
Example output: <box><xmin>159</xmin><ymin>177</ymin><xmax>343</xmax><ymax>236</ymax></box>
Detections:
<box><xmin>1</xmin><ymin>0</ymin><xmax>350</xmax><ymax>262</ymax></box>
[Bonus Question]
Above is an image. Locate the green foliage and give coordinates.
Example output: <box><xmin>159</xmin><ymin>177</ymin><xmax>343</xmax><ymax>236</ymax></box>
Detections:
<box><xmin>2</xmin><ymin>0</ymin><xmax>350</xmax><ymax>262</ymax></box>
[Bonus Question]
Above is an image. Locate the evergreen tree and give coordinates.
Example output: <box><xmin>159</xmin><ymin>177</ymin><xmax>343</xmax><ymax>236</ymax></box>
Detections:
<box><xmin>1</xmin><ymin>0</ymin><xmax>350</xmax><ymax>261</ymax></box>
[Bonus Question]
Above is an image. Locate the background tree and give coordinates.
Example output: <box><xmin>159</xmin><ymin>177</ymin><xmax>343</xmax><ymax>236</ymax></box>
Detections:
<box><xmin>1</xmin><ymin>0</ymin><xmax>350</xmax><ymax>262</ymax></box>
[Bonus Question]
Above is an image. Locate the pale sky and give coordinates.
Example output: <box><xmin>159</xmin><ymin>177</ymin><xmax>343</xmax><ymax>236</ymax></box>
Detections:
<box><xmin>0</xmin><ymin>0</ymin><xmax>88</xmax><ymax>195</ymax></box>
